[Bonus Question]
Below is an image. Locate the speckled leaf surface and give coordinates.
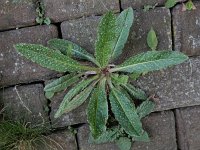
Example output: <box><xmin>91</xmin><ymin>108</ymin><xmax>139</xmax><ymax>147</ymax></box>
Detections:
<box><xmin>87</xmin><ymin>78</ymin><xmax>108</xmax><ymax>139</ymax></box>
<box><xmin>116</xmin><ymin>137</ymin><xmax>132</xmax><ymax>150</ymax></box>
<box><xmin>136</xmin><ymin>100</ymin><xmax>155</xmax><ymax>119</ymax></box>
<box><xmin>15</xmin><ymin>43</ymin><xmax>96</xmax><ymax>72</ymax></box>
<box><xmin>111</xmin><ymin>51</ymin><xmax>188</xmax><ymax>73</ymax></box>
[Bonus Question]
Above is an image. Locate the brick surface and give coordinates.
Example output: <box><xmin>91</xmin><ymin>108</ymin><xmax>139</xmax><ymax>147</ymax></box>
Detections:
<box><xmin>0</xmin><ymin>25</ymin><xmax>59</xmax><ymax>88</ymax></box>
<box><xmin>77</xmin><ymin>111</ymin><xmax>176</xmax><ymax>150</ymax></box>
<box><xmin>0</xmin><ymin>0</ymin><xmax>36</xmax><ymax>31</ymax></box>
<box><xmin>43</xmin><ymin>0</ymin><xmax>120</xmax><ymax>23</ymax></box>
<box><xmin>176</xmin><ymin>106</ymin><xmax>200</xmax><ymax>150</ymax></box>
<box><xmin>61</xmin><ymin>8</ymin><xmax>172</xmax><ymax>64</ymax></box>
<box><xmin>0</xmin><ymin>84</ymin><xmax>48</xmax><ymax>125</ymax></box>
<box><xmin>173</xmin><ymin>2</ymin><xmax>200</xmax><ymax>56</ymax></box>
<box><xmin>136</xmin><ymin>57</ymin><xmax>200</xmax><ymax>111</ymax></box>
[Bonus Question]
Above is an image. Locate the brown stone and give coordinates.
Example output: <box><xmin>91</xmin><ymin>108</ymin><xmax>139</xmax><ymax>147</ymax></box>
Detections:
<box><xmin>173</xmin><ymin>2</ymin><xmax>200</xmax><ymax>56</ymax></box>
<box><xmin>43</xmin><ymin>0</ymin><xmax>120</xmax><ymax>23</ymax></box>
<box><xmin>0</xmin><ymin>84</ymin><xmax>48</xmax><ymax>125</ymax></box>
<box><xmin>0</xmin><ymin>25</ymin><xmax>59</xmax><ymax>88</ymax></box>
<box><xmin>0</xmin><ymin>0</ymin><xmax>37</xmax><ymax>31</ymax></box>
<box><xmin>77</xmin><ymin>111</ymin><xmax>176</xmax><ymax>150</ymax></box>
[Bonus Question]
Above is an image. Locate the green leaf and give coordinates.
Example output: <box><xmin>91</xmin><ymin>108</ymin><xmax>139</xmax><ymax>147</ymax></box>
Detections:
<box><xmin>122</xmin><ymin>84</ymin><xmax>147</xmax><ymax>101</ymax></box>
<box><xmin>147</xmin><ymin>27</ymin><xmax>158</xmax><ymax>51</ymax></box>
<box><xmin>185</xmin><ymin>0</ymin><xmax>196</xmax><ymax>10</ymax></box>
<box><xmin>110</xmin><ymin>7</ymin><xmax>134</xmax><ymax>61</ymax></box>
<box><xmin>36</xmin><ymin>17</ymin><xmax>43</xmax><ymax>25</ymax></box>
<box><xmin>95</xmin><ymin>11</ymin><xmax>117</xmax><ymax>67</ymax></box>
<box><xmin>109</xmin><ymin>87</ymin><xmax>144</xmax><ymax>136</ymax></box>
<box><xmin>44</xmin><ymin>73</ymin><xmax>80</xmax><ymax>98</ymax></box>
<box><xmin>111</xmin><ymin>74</ymin><xmax>129</xmax><ymax>85</ymax></box>
<box><xmin>111</xmin><ymin>51</ymin><xmax>188</xmax><ymax>73</ymax></box>
<box><xmin>165</xmin><ymin>0</ymin><xmax>177</xmax><ymax>8</ymax></box>
<box><xmin>87</xmin><ymin>78</ymin><xmax>108</xmax><ymax>139</ymax></box>
<box><xmin>129</xmin><ymin>72</ymin><xmax>141</xmax><ymax>80</ymax></box>
<box><xmin>44</xmin><ymin>17</ymin><xmax>51</xmax><ymax>25</ymax></box>
<box><xmin>45</xmin><ymin>91</ymin><xmax>54</xmax><ymax>99</ymax></box>
<box><xmin>15</xmin><ymin>43</ymin><xmax>97</xmax><ymax>72</ymax></box>
<box><xmin>54</xmin><ymin>76</ymin><xmax>98</xmax><ymax>118</ymax></box>
<box><xmin>136</xmin><ymin>100</ymin><xmax>155</xmax><ymax>119</ymax></box>
<box><xmin>132</xmin><ymin>131</ymin><xmax>150</xmax><ymax>142</ymax></box>
<box><xmin>89</xmin><ymin>127</ymin><xmax>120</xmax><ymax>144</ymax></box>
<box><xmin>48</xmin><ymin>39</ymin><xmax>100</xmax><ymax>66</ymax></box>
<box><xmin>116</xmin><ymin>137</ymin><xmax>132</xmax><ymax>150</ymax></box>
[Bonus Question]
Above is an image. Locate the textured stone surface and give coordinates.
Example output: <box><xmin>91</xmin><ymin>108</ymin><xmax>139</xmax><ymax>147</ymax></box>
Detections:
<box><xmin>44</xmin><ymin>0</ymin><xmax>119</xmax><ymax>23</ymax></box>
<box><xmin>61</xmin><ymin>8</ymin><xmax>172</xmax><ymax>64</ymax></box>
<box><xmin>0</xmin><ymin>84</ymin><xmax>48</xmax><ymax>125</ymax></box>
<box><xmin>0</xmin><ymin>0</ymin><xmax>36</xmax><ymax>31</ymax></box>
<box><xmin>176</xmin><ymin>106</ymin><xmax>200</xmax><ymax>150</ymax></box>
<box><xmin>0</xmin><ymin>25</ymin><xmax>59</xmax><ymax>87</ymax></box>
<box><xmin>77</xmin><ymin>111</ymin><xmax>176</xmax><ymax>150</ymax></box>
<box><xmin>136</xmin><ymin>57</ymin><xmax>200</xmax><ymax>111</ymax></box>
<box><xmin>173</xmin><ymin>2</ymin><xmax>200</xmax><ymax>56</ymax></box>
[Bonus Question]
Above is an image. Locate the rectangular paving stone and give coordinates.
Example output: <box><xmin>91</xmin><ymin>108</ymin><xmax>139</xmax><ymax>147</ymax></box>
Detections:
<box><xmin>0</xmin><ymin>25</ymin><xmax>59</xmax><ymax>88</ymax></box>
<box><xmin>175</xmin><ymin>106</ymin><xmax>200</xmax><ymax>150</ymax></box>
<box><xmin>0</xmin><ymin>0</ymin><xmax>37</xmax><ymax>31</ymax></box>
<box><xmin>43</xmin><ymin>0</ymin><xmax>120</xmax><ymax>23</ymax></box>
<box><xmin>77</xmin><ymin>111</ymin><xmax>176</xmax><ymax>150</ymax></box>
<box><xmin>0</xmin><ymin>84</ymin><xmax>48</xmax><ymax>125</ymax></box>
<box><xmin>173</xmin><ymin>2</ymin><xmax>200</xmax><ymax>56</ymax></box>
<box><xmin>61</xmin><ymin>7</ymin><xmax>172</xmax><ymax>64</ymax></box>
<box><xmin>135</xmin><ymin>57</ymin><xmax>200</xmax><ymax>111</ymax></box>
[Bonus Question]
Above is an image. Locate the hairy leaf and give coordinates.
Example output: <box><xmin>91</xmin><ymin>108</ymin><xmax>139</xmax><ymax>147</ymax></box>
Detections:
<box><xmin>111</xmin><ymin>51</ymin><xmax>188</xmax><ymax>73</ymax></box>
<box><xmin>15</xmin><ymin>43</ymin><xmax>97</xmax><ymax>72</ymax></box>
<box><xmin>48</xmin><ymin>39</ymin><xmax>100</xmax><ymax>66</ymax></box>
<box><xmin>147</xmin><ymin>27</ymin><xmax>158</xmax><ymax>51</ymax></box>
<box><xmin>136</xmin><ymin>100</ymin><xmax>155</xmax><ymax>119</ymax></box>
<box><xmin>87</xmin><ymin>78</ymin><xmax>108</xmax><ymax>139</ymax></box>
<box><xmin>165</xmin><ymin>0</ymin><xmax>177</xmax><ymax>8</ymax></box>
<box><xmin>109</xmin><ymin>87</ymin><xmax>144</xmax><ymax>136</ymax></box>
<box><xmin>95</xmin><ymin>11</ymin><xmax>116</xmax><ymax>67</ymax></box>
<box><xmin>110</xmin><ymin>7</ymin><xmax>134</xmax><ymax>61</ymax></box>
<box><xmin>116</xmin><ymin>137</ymin><xmax>132</xmax><ymax>150</ymax></box>
<box><xmin>111</xmin><ymin>74</ymin><xmax>129</xmax><ymax>85</ymax></box>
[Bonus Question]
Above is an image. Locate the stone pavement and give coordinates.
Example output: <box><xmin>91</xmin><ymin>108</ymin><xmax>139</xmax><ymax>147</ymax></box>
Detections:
<box><xmin>0</xmin><ymin>0</ymin><xmax>200</xmax><ymax>150</ymax></box>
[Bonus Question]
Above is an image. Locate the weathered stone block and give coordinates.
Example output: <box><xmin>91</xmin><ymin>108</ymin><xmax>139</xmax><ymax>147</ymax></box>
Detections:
<box><xmin>136</xmin><ymin>57</ymin><xmax>200</xmax><ymax>111</ymax></box>
<box><xmin>77</xmin><ymin>111</ymin><xmax>176</xmax><ymax>150</ymax></box>
<box><xmin>0</xmin><ymin>0</ymin><xmax>37</xmax><ymax>31</ymax></box>
<box><xmin>0</xmin><ymin>25</ymin><xmax>59</xmax><ymax>87</ymax></box>
<box><xmin>0</xmin><ymin>84</ymin><xmax>48</xmax><ymax>125</ymax></box>
<box><xmin>173</xmin><ymin>2</ymin><xmax>200</xmax><ymax>56</ymax></box>
<box><xmin>43</xmin><ymin>0</ymin><xmax>120</xmax><ymax>23</ymax></box>
<box><xmin>176</xmin><ymin>106</ymin><xmax>200</xmax><ymax>150</ymax></box>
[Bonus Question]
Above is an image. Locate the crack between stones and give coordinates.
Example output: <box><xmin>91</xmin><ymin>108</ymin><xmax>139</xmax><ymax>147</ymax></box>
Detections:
<box><xmin>170</xmin><ymin>8</ymin><xmax>175</xmax><ymax>51</ymax></box>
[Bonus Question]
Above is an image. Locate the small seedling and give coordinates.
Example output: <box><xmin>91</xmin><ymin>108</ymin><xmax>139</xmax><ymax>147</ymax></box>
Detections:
<box><xmin>15</xmin><ymin>8</ymin><xmax>188</xmax><ymax>150</ymax></box>
<box><xmin>147</xmin><ymin>27</ymin><xmax>158</xmax><ymax>51</ymax></box>
<box><xmin>185</xmin><ymin>0</ymin><xmax>196</xmax><ymax>10</ymax></box>
<box><xmin>36</xmin><ymin>1</ymin><xmax>51</xmax><ymax>25</ymax></box>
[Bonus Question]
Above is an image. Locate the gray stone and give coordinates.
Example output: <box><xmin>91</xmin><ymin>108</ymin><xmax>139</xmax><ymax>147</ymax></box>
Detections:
<box><xmin>0</xmin><ymin>84</ymin><xmax>48</xmax><ymax>125</ymax></box>
<box><xmin>176</xmin><ymin>106</ymin><xmax>200</xmax><ymax>150</ymax></box>
<box><xmin>173</xmin><ymin>2</ymin><xmax>200</xmax><ymax>56</ymax></box>
<box><xmin>0</xmin><ymin>0</ymin><xmax>37</xmax><ymax>31</ymax></box>
<box><xmin>43</xmin><ymin>0</ymin><xmax>120</xmax><ymax>23</ymax></box>
<box><xmin>135</xmin><ymin>57</ymin><xmax>200</xmax><ymax>111</ymax></box>
<box><xmin>77</xmin><ymin>111</ymin><xmax>176</xmax><ymax>150</ymax></box>
<box><xmin>0</xmin><ymin>25</ymin><xmax>59</xmax><ymax>88</ymax></box>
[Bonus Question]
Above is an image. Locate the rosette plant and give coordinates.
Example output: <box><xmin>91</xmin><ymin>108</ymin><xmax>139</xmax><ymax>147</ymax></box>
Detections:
<box><xmin>15</xmin><ymin>7</ymin><xmax>188</xmax><ymax>149</ymax></box>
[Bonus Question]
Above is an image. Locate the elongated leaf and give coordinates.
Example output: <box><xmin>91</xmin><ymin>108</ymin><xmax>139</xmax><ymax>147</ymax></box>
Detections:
<box><xmin>111</xmin><ymin>74</ymin><xmax>129</xmax><ymax>85</ymax></box>
<box><xmin>15</xmin><ymin>43</ymin><xmax>97</xmax><ymax>72</ymax></box>
<box><xmin>87</xmin><ymin>78</ymin><xmax>108</xmax><ymax>139</ymax></box>
<box><xmin>48</xmin><ymin>39</ymin><xmax>100</xmax><ymax>66</ymax></box>
<box><xmin>95</xmin><ymin>11</ymin><xmax>116</xmax><ymax>67</ymax></box>
<box><xmin>116</xmin><ymin>137</ymin><xmax>132</xmax><ymax>150</ymax></box>
<box><xmin>111</xmin><ymin>51</ymin><xmax>188</xmax><ymax>73</ymax></box>
<box><xmin>54</xmin><ymin>76</ymin><xmax>98</xmax><ymax>118</ymax></box>
<box><xmin>44</xmin><ymin>73</ymin><xmax>80</xmax><ymax>99</ymax></box>
<box><xmin>110</xmin><ymin>7</ymin><xmax>134</xmax><ymax>61</ymax></box>
<box><xmin>109</xmin><ymin>87</ymin><xmax>144</xmax><ymax>136</ymax></box>
<box><xmin>147</xmin><ymin>27</ymin><xmax>158</xmax><ymax>51</ymax></box>
<box><xmin>122</xmin><ymin>84</ymin><xmax>147</xmax><ymax>100</ymax></box>
<box><xmin>136</xmin><ymin>100</ymin><xmax>155</xmax><ymax>119</ymax></box>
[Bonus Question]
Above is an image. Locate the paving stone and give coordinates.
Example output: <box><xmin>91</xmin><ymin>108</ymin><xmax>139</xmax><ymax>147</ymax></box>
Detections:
<box><xmin>0</xmin><ymin>25</ymin><xmax>59</xmax><ymax>88</ymax></box>
<box><xmin>176</xmin><ymin>106</ymin><xmax>200</xmax><ymax>150</ymax></box>
<box><xmin>135</xmin><ymin>56</ymin><xmax>200</xmax><ymax>111</ymax></box>
<box><xmin>43</xmin><ymin>0</ymin><xmax>120</xmax><ymax>23</ymax></box>
<box><xmin>173</xmin><ymin>2</ymin><xmax>200</xmax><ymax>56</ymax></box>
<box><xmin>77</xmin><ymin>111</ymin><xmax>176</xmax><ymax>150</ymax></box>
<box><xmin>0</xmin><ymin>84</ymin><xmax>48</xmax><ymax>125</ymax></box>
<box><xmin>0</xmin><ymin>0</ymin><xmax>37</xmax><ymax>31</ymax></box>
